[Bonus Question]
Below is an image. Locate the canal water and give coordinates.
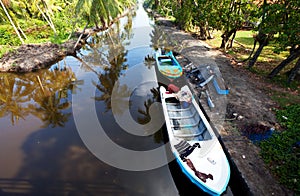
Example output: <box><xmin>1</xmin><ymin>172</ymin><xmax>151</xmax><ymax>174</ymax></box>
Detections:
<box><xmin>0</xmin><ymin>2</ymin><xmax>219</xmax><ymax>196</ymax></box>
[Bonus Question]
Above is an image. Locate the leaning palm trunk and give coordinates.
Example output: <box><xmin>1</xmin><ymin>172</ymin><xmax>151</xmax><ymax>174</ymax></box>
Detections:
<box><xmin>0</xmin><ymin>0</ymin><xmax>24</xmax><ymax>44</ymax></box>
<box><xmin>17</xmin><ymin>23</ymin><xmax>27</xmax><ymax>39</ymax></box>
<box><xmin>36</xmin><ymin>3</ymin><xmax>57</xmax><ymax>34</ymax></box>
<box><xmin>42</xmin><ymin>0</ymin><xmax>57</xmax><ymax>34</ymax></box>
<box><xmin>287</xmin><ymin>58</ymin><xmax>300</xmax><ymax>83</ymax></box>
<box><xmin>74</xmin><ymin>22</ymin><xmax>89</xmax><ymax>49</ymax></box>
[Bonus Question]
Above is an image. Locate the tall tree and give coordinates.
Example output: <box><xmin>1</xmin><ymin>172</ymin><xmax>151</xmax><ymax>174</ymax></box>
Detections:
<box><xmin>75</xmin><ymin>0</ymin><xmax>134</xmax><ymax>29</ymax></box>
<box><xmin>268</xmin><ymin>0</ymin><xmax>300</xmax><ymax>82</ymax></box>
<box><xmin>172</xmin><ymin>0</ymin><xmax>194</xmax><ymax>30</ymax></box>
<box><xmin>218</xmin><ymin>0</ymin><xmax>255</xmax><ymax>49</ymax></box>
<box><xmin>192</xmin><ymin>0</ymin><xmax>217</xmax><ymax>40</ymax></box>
<box><xmin>248</xmin><ymin>0</ymin><xmax>276</xmax><ymax>68</ymax></box>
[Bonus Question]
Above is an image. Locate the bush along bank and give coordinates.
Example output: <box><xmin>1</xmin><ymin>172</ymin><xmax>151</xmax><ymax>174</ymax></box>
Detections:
<box><xmin>259</xmin><ymin>104</ymin><xmax>300</xmax><ymax>194</ymax></box>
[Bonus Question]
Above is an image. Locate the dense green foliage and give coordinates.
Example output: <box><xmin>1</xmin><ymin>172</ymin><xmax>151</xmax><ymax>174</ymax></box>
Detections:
<box><xmin>0</xmin><ymin>0</ymin><xmax>135</xmax><ymax>56</ymax></box>
<box><xmin>145</xmin><ymin>0</ymin><xmax>300</xmax><ymax>83</ymax></box>
<box><xmin>260</xmin><ymin>105</ymin><xmax>300</xmax><ymax>193</ymax></box>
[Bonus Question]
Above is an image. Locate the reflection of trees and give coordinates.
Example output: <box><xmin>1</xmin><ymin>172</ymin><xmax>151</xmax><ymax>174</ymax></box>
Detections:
<box><xmin>79</xmin><ymin>13</ymin><xmax>134</xmax><ymax>112</ymax></box>
<box><xmin>29</xmin><ymin>67</ymin><xmax>77</xmax><ymax>128</ymax></box>
<box><xmin>137</xmin><ymin>87</ymin><xmax>160</xmax><ymax>124</ymax></box>
<box><xmin>150</xmin><ymin>25</ymin><xmax>177</xmax><ymax>51</ymax></box>
<box><xmin>0</xmin><ymin>74</ymin><xmax>34</xmax><ymax>125</ymax></box>
<box><xmin>0</xmin><ymin>66</ymin><xmax>79</xmax><ymax>127</ymax></box>
<box><xmin>30</xmin><ymin>92</ymin><xmax>71</xmax><ymax>128</ymax></box>
<box><xmin>136</xmin><ymin>87</ymin><xmax>163</xmax><ymax>144</ymax></box>
<box><xmin>95</xmin><ymin>80</ymin><xmax>132</xmax><ymax>113</ymax></box>
<box><xmin>144</xmin><ymin>57</ymin><xmax>155</xmax><ymax>69</ymax></box>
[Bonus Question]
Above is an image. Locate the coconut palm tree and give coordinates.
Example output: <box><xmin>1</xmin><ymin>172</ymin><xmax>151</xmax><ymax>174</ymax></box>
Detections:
<box><xmin>75</xmin><ymin>0</ymin><xmax>134</xmax><ymax>29</ymax></box>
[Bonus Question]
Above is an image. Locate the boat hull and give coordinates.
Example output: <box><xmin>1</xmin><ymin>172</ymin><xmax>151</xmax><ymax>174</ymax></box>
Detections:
<box><xmin>155</xmin><ymin>50</ymin><xmax>183</xmax><ymax>80</ymax></box>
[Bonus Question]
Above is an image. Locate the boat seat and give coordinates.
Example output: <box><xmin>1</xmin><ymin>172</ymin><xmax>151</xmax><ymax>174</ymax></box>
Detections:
<box><xmin>166</xmin><ymin>103</ymin><xmax>193</xmax><ymax>112</ymax></box>
<box><xmin>170</xmin><ymin>113</ymin><xmax>201</xmax><ymax>128</ymax></box>
<box><xmin>173</xmin><ymin>132</ymin><xmax>203</xmax><ymax>138</ymax></box>
<box><xmin>171</xmin><ymin>120</ymin><xmax>200</xmax><ymax>128</ymax></box>
<box><xmin>174</xmin><ymin>140</ymin><xmax>201</xmax><ymax>160</ymax></box>
<box><xmin>172</xmin><ymin>119</ymin><xmax>207</xmax><ymax>138</ymax></box>
<box><xmin>169</xmin><ymin>110</ymin><xmax>196</xmax><ymax>119</ymax></box>
<box><xmin>160</xmin><ymin>58</ymin><xmax>172</xmax><ymax>63</ymax></box>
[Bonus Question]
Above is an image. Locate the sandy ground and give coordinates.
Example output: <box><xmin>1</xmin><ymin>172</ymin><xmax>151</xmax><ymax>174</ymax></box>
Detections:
<box><xmin>154</xmin><ymin>17</ymin><xmax>293</xmax><ymax>195</ymax></box>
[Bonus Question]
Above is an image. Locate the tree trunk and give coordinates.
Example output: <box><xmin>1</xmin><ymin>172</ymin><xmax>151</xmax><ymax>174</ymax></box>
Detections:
<box><xmin>248</xmin><ymin>33</ymin><xmax>270</xmax><ymax>68</ymax></box>
<box><xmin>206</xmin><ymin>21</ymin><xmax>213</xmax><ymax>39</ymax></box>
<box><xmin>199</xmin><ymin>22</ymin><xmax>208</xmax><ymax>40</ymax></box>
<box><xmin>74</xmin><ymin>22</ymin><xmax>89</xmax><ymax>49</ymax></box>
<box><xmin>268</xmin><ymin>48</ymin><xmax>300</xmax><ymax>78</ymax></box>
<box><xmin>228</xmin><ymin>30</ymin><xmax>236</xmax><ymax>49</ymax></box>
<box><xmin>36</xmin><ymin>3</ymin><xmax>56</xmax><ymax>34</ymax></box>
<box><xmin>220</xmin><ymin>29</ymin><xmax>235</xmax><ymax>49</ymax></box>
<box><xmin>248</xmin><ymin>42</ymin><xmax>266</xmax><ymax>68</ymax></box>
<box><xmin>287</xmin><ymin>57</ymin><xmax>300</xmax><ymax>83</ymax></box>
<box><xmin>154</xmin><ymin>0</ymin><xmax>159</xmax><ymax>9</ymax></box>
<box><xmin>220</xmin><ymin>32</ymin><xmax>229</xmax><ymax>48</ymax></box>
<box><xmin>242</xmin><ymin>38</ymin><xmax>257</xmax><ymax>62</ymax></box>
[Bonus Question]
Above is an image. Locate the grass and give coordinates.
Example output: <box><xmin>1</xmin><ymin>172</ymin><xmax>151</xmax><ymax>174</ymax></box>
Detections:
<box><xmin>205</xmin><ymin>30</ymin><xmax>300</xmax><ymax>194</ymax></box>
<box><xmin>260</xmin><ymin>105</ymin><xmax>300</xmax><ymax>194</ymax></box>
<box><xmin>0</xmin><ymin>18</ymin><xmax>80</xmax><ymax>58</ymax></box>
<box><xmin>206</xmin><ymin>30</ymin><xmax>299</xmax><ymax>89</ymax></box>
<box><xmin>207</xmin><ymin>30</ymin><xmax>289</xmax><ymax>62</ymax></box>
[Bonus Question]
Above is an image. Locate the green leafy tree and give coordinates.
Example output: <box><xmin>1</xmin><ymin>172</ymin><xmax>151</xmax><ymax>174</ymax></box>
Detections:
<box><xmin>191</xmin><ymin>0</ymin><xmax>218</xmax><ymax>40</ymax></box>
<box><xmin>248</xmin><ymin>0</ymin><xmax>282</xmax><ymax>68</ymax></box>
<box><xmin>75</xmin><ymin>0</ymin><xmax>134</xmax><ymax>29</ymax></box>
<box><xmin>268</xmin><ymin>0</ymin><xmax>300</xmax><ymax>83</ymax></box>
<box><xmin>172</xmin><ymin>0</ymin><xmax>194</xmax><ymax>31</ymax></box>
<box><xmin>216</xmin><ymin>0</ymin><xmax>256</xmax><ymax>49</ymax></box>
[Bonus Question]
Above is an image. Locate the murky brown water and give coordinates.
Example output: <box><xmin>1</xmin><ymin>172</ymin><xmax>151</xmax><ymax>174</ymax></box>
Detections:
<box><xmin>0</xmin><ymin>3</ymin><xmax>211</xmax><ymax>196</ymax></box>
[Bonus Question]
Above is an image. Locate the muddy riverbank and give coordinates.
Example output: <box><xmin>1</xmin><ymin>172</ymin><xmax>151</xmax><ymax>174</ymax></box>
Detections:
<box><xmin>0</xmin><ymin>40</ymin><xmax>81</xmax><ymax>72</ymax></box>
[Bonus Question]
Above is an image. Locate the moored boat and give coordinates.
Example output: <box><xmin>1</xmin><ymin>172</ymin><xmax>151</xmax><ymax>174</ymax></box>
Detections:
<box><xmin>160</xmin><ymin>85</ymin><xmax>230</xmax><ymax>195</ymax></box>
<box><xmin>155</xmin><ymin>49</ymin><xmax>183</xmax><ymax>80</ymax></box>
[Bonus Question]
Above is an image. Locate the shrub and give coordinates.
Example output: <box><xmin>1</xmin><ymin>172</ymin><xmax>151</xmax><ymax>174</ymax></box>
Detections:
<box><xmin>260</xmin><ymin>104</ymin><xmax>300</xmax><ymax>194</ymax></box>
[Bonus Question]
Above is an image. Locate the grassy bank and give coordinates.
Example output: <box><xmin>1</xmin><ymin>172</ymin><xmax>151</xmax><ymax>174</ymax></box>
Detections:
<box><xmin>0</xmin><ymin>18</ymin><xmax>77</xmax><ymax>58</ymax></box>
<box><xmin>206</xmin><ymin>31</ymin><xmax>291</xmax><ymax>77</ymax></box>
<box><xmin>260</xmin><ymin>105</ymin><xmax>300</xmax><ymax>194</ymax></box>
<box><xmin>205</xmin><ymin>30</ymin><xmax>300</xmax><ymax>102</ymax></box>
<box><xmin>205</xmin><ymin>30</ymin><xmax>300</xmax><ymax>194</ymax></box>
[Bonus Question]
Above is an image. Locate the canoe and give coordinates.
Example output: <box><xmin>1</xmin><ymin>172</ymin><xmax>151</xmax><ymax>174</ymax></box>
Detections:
<box><xmin>160</xmin><ymin>85</ymin><xmax>230</xmax><ymax>195</ymax></box>
<box><xmin>155</xmin><ymin>49</ymin><xmax>183</xmax><ymax>80</ymax></box>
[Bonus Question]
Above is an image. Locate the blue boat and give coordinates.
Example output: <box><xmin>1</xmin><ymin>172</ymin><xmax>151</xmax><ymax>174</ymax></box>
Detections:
<box><xmin>155</xmin><ymin>49</ymin><xmax>183</xmax><ymax>80</ymax></box>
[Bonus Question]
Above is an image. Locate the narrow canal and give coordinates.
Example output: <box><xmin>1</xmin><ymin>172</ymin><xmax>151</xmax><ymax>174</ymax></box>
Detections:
<box><xmin>0</xmin><ymin>2</ymin><xmax>235</xmax><ymax>196</ymax></box>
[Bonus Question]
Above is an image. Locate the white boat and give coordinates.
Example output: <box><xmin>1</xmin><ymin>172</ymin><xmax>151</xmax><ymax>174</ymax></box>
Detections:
<box><xmin>160</xmin><ymin>85</ymin><xmax>230</xmax><ymax>195</ymax></box>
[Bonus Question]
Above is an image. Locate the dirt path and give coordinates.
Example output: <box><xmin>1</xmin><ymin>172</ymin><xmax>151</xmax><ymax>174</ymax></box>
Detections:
<box><xmin>155</xmin><ymin>17</ymin><xmax>293</xmax><ymax>195</ymax></box>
